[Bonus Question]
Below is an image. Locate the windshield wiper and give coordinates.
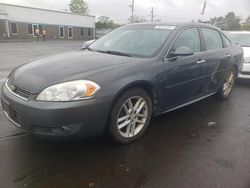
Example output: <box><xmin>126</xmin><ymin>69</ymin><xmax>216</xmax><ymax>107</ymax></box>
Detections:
<box><xmin>81</xmin><ymin>46</ymin><xmax>93</xmax><ymax>51</ymax></box>
<box><xmin>96</xmin><ymin>50</ymin><xmax>133</xmax><ymax>57</ymax></box>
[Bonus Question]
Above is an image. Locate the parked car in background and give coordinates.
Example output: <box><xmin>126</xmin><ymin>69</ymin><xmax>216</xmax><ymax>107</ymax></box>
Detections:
<box><xmin>227</xmin><ymin>31</ymin><xmax>250</xmax><ymax>79</ymax></box>
<box><xmin>1</xmin><ymin>23</ymin><xmax>243</xmax><ymax>144</ymax></box>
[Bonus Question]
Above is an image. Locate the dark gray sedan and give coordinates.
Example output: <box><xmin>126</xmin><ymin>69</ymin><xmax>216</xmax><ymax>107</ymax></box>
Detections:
<box><xmin>1</xmin><ymin>23</ymin><xmax>243</xmax><ymax>143</ymax></box>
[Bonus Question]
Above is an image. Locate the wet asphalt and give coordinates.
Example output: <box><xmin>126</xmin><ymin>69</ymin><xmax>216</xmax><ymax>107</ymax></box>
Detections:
<box><xmin>0</xmin><ymin>41</ymin><xmax>250</xmax><ymax>188</ymax></box>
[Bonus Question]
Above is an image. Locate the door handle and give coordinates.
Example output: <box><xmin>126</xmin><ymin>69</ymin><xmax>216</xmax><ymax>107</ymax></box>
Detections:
<box><xmin>225</xmin><ymin>54</ymin><xmax>231</xmax><ymax>58</ymax></box>
<box><xmin>196</xmin><ymin>60</ymin><xmax>206</xmax><ymax>64</ymax></box>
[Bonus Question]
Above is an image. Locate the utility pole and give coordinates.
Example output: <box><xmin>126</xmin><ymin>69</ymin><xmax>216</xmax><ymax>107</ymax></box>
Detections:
<box><xmin>130</xmin><ymin>0</ymin><xmax>135</xmax><ymax>23</ymax></box>
<box><xmin>151</xmin><ymin>7</ymin><xmax>154</xmax><ymax>22</ymax></box>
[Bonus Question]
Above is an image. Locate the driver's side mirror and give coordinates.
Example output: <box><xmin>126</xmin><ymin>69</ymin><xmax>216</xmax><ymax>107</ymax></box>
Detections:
<box><xmin>170</xmin><ymin>47</ymin><xmax>194</xmax><ymax>57</ymax></box>
<box><xmin>81</xmin><ymin>39</ymin><xmax>96</xmax><ymax>50</ymax></box>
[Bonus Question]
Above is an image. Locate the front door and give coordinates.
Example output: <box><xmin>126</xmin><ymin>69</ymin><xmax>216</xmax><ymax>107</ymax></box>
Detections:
<box><xmin>161</xmin><ymin>27</ymin><xmax>211</xmax><ymax>109</ymax></box>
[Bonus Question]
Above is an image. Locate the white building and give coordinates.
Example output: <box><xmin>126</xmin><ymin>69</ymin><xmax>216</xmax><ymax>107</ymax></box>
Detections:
<box><xmin>0</xmin><ymin>3</ymin><xmax>95</xmax><ymax>40</ymax></box>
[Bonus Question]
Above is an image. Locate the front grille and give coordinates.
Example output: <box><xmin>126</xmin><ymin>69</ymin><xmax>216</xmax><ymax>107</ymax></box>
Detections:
<box><xmin>7</xmin><ymin>80</ymin><xmax>32</xmax><ymax>100</ymax></box>
<box><xmin>13</xmin><ymin>86</ymin><xmax>31</xmax><ymax>99</ymax></box>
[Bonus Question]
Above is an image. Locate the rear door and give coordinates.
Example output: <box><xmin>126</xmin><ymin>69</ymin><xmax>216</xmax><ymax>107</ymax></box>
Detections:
<box><xmin>199</xmin><ymin>28</ymin><xmax>231</xmax><ymax>92</ymax></box>
<box><xmin>162</xmin><ymin>27</ymin><xmax>211</xmax><ymax>109</ymax></box>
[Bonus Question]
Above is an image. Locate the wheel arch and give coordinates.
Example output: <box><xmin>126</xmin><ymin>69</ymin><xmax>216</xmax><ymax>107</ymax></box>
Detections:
<box><xmin>110</xmin><ymin>81</ymin><xmax>160</xmax><ymax>116</ymax></box>
<box><xmin>232</xmin><ymin>64</ymin><xmax>239</xmax><ymax>76</ymax></box>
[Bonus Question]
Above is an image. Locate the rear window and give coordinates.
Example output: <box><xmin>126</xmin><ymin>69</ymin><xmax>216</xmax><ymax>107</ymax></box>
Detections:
<box><xmin>201</xmin><ymin>28</ymin><xmax>223</xmax><ymax>51</ymax></box>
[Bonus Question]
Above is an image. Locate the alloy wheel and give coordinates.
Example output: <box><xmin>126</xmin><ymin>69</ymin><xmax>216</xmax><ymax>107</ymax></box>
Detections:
<box><xmin>117</xmin><ymin>96</ymin><xmax>148</xmax><ymax>138</ymax></box>
<box><xmin>223</xmin><ymin>70</ymin><xmax>235</xmax><ymax>96</ymax></box>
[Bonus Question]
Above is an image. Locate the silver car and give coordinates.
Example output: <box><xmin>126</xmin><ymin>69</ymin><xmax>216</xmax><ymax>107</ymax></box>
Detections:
<box><xmin>227</xmin><ymin>31</ymin><xmax>250</xmax><ymax>79</ymax></box>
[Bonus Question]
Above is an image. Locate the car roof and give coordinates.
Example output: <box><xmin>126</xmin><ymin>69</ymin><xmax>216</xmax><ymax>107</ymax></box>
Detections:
<box><xmin>127</xmin><ymin>22</ymin><xmax>219</xmax><ymax>30</ymax></box>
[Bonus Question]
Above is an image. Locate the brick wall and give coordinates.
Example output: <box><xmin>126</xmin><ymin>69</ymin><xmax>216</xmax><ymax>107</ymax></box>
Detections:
<box><xmin>6</xmin><ymin>21</ymin><xmax>94</xmax><ymax>41</ymax></box>
<box><xmin>0</xmin><ymin>19</ymin><xmax>6</xmax><ymax>40</ymax></box>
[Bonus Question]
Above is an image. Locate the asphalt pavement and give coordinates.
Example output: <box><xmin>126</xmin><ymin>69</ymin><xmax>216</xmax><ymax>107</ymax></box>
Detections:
<box><xmin>0</xmin><ymin>41</ymin><xmax>250</xmax><ymax>188</ymax></box>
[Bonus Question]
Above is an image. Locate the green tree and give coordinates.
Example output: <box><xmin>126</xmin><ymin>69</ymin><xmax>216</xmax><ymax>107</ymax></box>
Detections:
<box><xmin>247</xmin><ymin>16</ymin><xmax>250</xmax><ymax>23</ymax></box>
<box><xmin>210</xmin><ymin>16</ymin><xmax>225</xmax><ymax>29</ymax></box>
<box><xmin>241</xmin><ymin>16</ymin><xmax>250</xmax><ymax>30</ymax></box>
<box><xmin>96</xmin><ymin>16</ymin><xmax>118</xmax><ymax>29</ymax></box>
<box><xmin>128</xmin><ymin>15</ymin><xmax>147</xmax><ymax>23</ymax></box>
<box><xmin>224</xmin><ymin>12</ymin><xmax>241</xmax><ymax>30</ymax></box>
<box><xmin>69</xmin><ymin>0</ymin><xmax>89</xmax><ymax>15</ymax></box>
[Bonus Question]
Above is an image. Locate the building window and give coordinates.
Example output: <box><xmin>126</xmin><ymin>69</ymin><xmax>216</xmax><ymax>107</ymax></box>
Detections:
<box><xmin>11</xmin><ymin>23</ymin><xmax>18</xmax><ymax>34</ymax></box>
<box><xmin>39</xmin><ymin>25</ymin><xmax>43</xmax><ymax>34</ymax></box>
<box><xmin>27</xmin><ymin>24</ymin><xmax>33</xmax><ymax>34</ymax></box>
<box><xmin>88</xmin><ymin>28</ymin><xmax>92</xmax><ymax>37</ymax></box>
<box><xmin>80</xmin><ymin>28</ymin><xmax>84</xmax><ymax>37</ymax></box>
<box><xmin>68</xmin><ymin>27</ymin><xmax>73</xmax><ymax>38</ymax></box>
<box><xmin>59</xmin><ymin>26</ymin><xmax>64</xmax><ymax>38</ymax></box>
<box><xmin>33</xmin><ymin>24</ymin><xmax>39</xmax><ymax>36</ymax></box>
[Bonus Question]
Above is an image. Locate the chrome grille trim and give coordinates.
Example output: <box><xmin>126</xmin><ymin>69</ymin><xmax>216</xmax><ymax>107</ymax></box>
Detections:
<box><xmin>5</xmin><ymin>79</ymin><xmax>29</xmax><ymax>101</ymax></box>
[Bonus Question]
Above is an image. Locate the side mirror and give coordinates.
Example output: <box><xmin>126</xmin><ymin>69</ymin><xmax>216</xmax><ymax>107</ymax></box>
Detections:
<box><xmin>170</xmin><ymin>47</ymin><xmax>194</xmax><ymax>57</ymax></box>
<box><xmin>81</xmin><ymin>39</ymin><xmax>96</xmax><ymax>50</ymax></box>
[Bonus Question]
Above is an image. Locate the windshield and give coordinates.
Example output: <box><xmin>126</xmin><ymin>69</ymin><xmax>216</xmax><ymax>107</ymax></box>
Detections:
<box><xmin>89</xmin><ymin>25</ymin><xmax>175</xmax><ymax>58</ymax></box>
<box><xmin>227</xmin><ymin>33</ymin><xmax>250</xmax><ymax>47</ymax></box>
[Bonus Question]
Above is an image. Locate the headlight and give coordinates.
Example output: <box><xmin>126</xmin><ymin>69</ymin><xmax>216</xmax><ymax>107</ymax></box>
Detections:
<box><xmin>36</xmin><ymin>80</ymin><xmax>100</xmax><ymax>101</ymax></box>
<box><xmin>244</xmin><ymin>57</ymin><xmax>250</xmax><ymax>64</ymax></box>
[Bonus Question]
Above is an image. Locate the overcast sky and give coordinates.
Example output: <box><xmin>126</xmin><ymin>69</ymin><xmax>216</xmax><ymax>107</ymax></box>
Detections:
<box><xmin>0</xmin><ymin>0</ymin><xmax>249</xmax><ymax>23</ymax></box>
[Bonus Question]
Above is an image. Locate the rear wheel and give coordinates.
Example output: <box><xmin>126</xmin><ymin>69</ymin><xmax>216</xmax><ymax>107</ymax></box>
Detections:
<box><xmin>218</xmin><ymin>68</ymin><xmax>236</xmax><ymax>99</ymax></box>
<box><xmin>108</xmin><ymin>88</ymin><xmax>152</xmax><ymax>144</ymax></box>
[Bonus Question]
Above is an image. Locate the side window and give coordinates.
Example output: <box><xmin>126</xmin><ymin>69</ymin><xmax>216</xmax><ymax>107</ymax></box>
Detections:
<box><xmin>201</xmin><ymin>28</ymin><xmax>223</xmax><ymax>51</ymax></box>
<box><xmin>221</xmin><ymin>34</ymin><xmax>231</xmax><ymax>48</ymax></box>
<box><xmin>88</xmin><ymin>28</ymin><xmax>92</xmax><ymax>37</ymax></box>
<box><xmin>27</xmin><ymin>24</ymin><xmax>33</xmax><ymax>35</ymax></box>
<box><xmin>11</xmin><ymin>23</ymin><xmax>18</xmax><ymax>34</ymax></box>
<box><xmin>59</xmin><ymin>26</ymin><xmax>64</xmax><ymax>38</ymax></box>
<box><xmin>172</xmin><ymin>28</ymin><xmax>201</xmax><ymax>53</ymax></box>
<box><xmin>80</xmin><ymin>28</ymin><xmax>84</xmax><ymax>37</ymax></box>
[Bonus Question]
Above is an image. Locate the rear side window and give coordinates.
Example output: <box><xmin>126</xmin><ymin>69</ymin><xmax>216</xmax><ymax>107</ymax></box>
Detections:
<box><xmin>201</xmin><ymin>28</ymin><xmax>223</xmax><ymax>51</ymax></box>
<box><xmin>173</xmin><ymin>28</ymin><xmax>201</xmax><ymax>53</ymax></box>
<box><xmin>221</xmin><ymin>34</ymin><xmax>231</xmax><ymax>48</ymax></box>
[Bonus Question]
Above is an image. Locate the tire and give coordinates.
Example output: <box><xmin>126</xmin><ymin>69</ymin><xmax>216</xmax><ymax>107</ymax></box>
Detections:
<box><xmin>218</xmin><ymin>68</ymin><xmax>236</xmax><ymax>99</ymax></box>
<box><xmin>108</xmin><ymin>88</ymin><xmax>152</xmax><ymax>144</ymax></box>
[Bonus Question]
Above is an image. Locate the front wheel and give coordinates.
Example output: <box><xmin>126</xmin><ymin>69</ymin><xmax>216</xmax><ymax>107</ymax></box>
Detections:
<box><xmin>218</xmin><ymin>68</ymin><xmax>236</xmax><ymax>99</ymax></box>
<box><xmin>108</xmin><ymin>88</ymin><xmax>152</xmax><ymax>144</ymax></box>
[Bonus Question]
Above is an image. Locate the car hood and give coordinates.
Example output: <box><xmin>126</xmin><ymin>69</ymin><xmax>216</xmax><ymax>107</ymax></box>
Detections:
<box><xmin>10</xmin><ymin>51</ymin><xmax>142</xmax><ymax>93</ymax></box>
<box><xmin>243</xmin><ymin>47</ymin><xmax>250</xmax><ymax>57</ymax></box>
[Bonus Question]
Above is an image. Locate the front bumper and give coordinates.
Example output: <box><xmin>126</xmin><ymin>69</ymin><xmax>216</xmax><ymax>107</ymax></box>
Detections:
<box><xmin>238</xmin><ymin>63</ymin><xmax>250</xmax><ymax>79</ymax></box>
<box><xmin>1</xmin><ymin>84</ymin><xmax>111</xmax><ymax>139</ymax></box>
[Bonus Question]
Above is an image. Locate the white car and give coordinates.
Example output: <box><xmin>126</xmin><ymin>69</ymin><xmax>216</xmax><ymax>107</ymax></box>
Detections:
<box><xmin>227</xmin><ymin>31</ymin><xmax>250</xmax><ymax>79</ymax></box>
